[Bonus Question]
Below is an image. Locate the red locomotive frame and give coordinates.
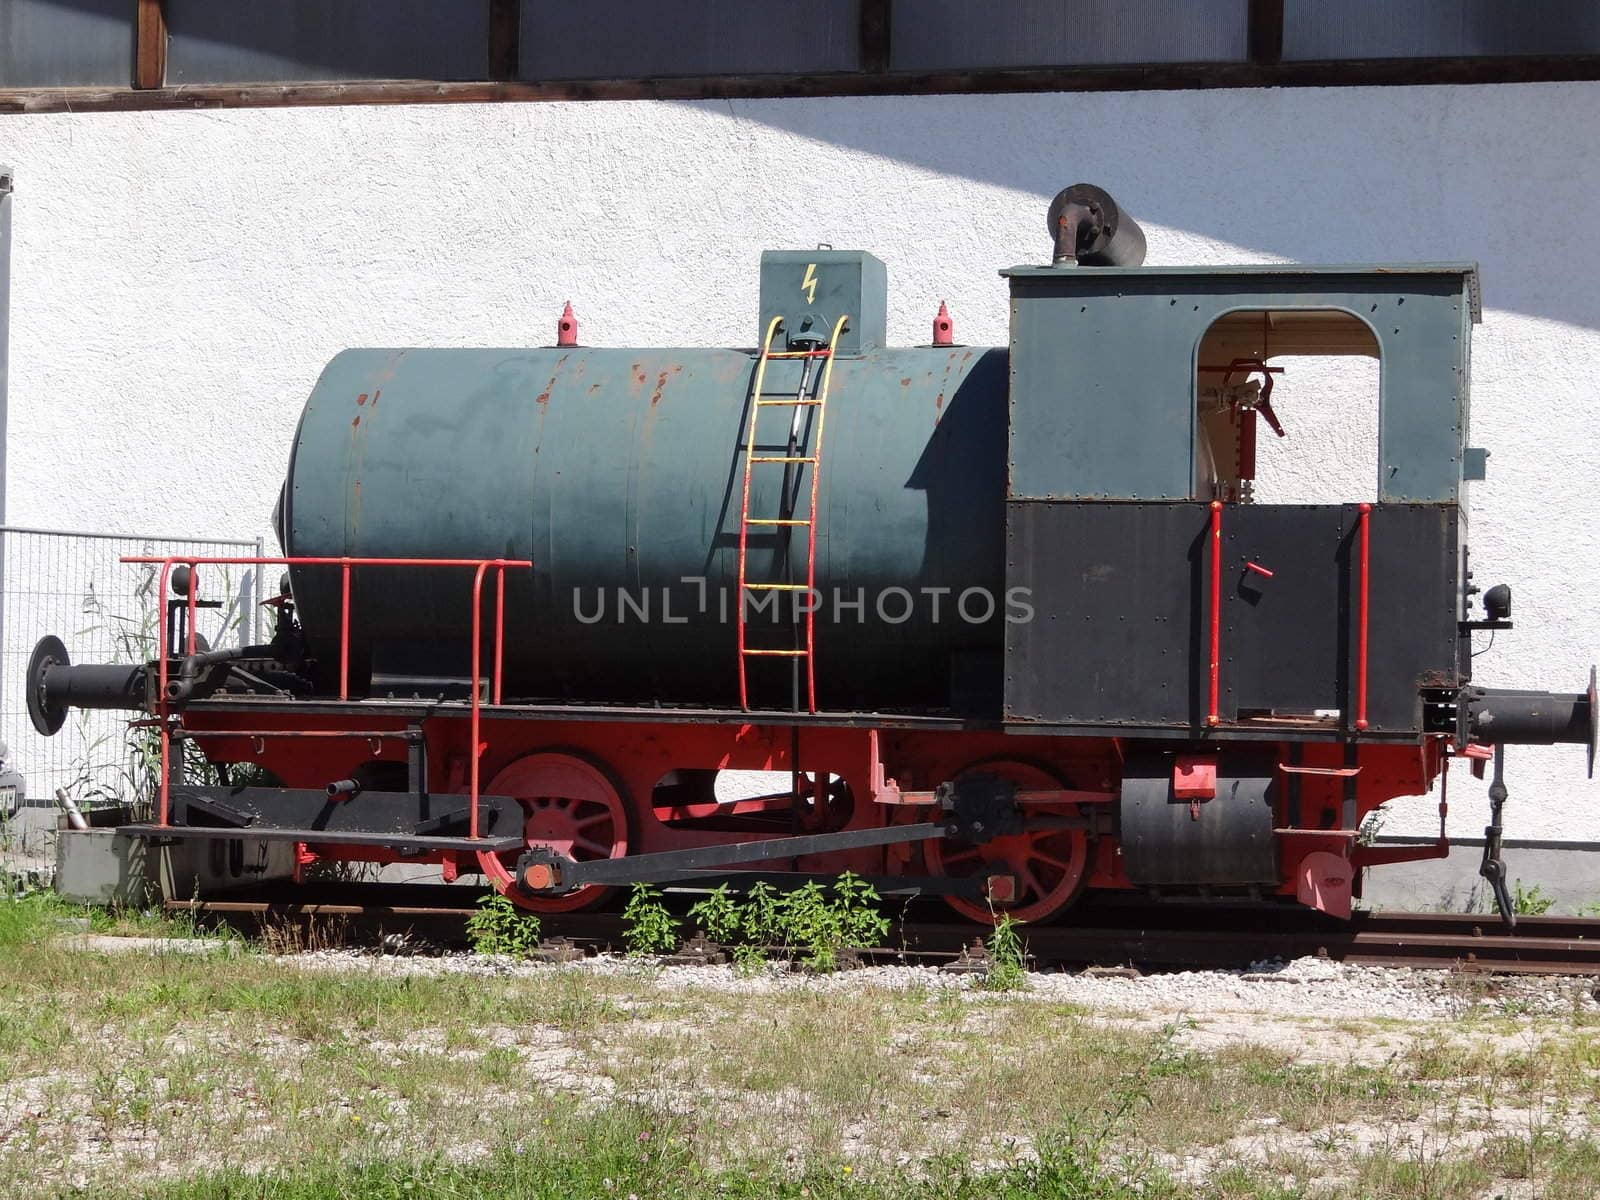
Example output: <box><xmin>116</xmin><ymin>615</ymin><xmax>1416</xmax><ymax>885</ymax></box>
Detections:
<box><xmin>127</xmin><ymin>552</ymin><xmax>1451</xmax><ymax>924</ymax></box>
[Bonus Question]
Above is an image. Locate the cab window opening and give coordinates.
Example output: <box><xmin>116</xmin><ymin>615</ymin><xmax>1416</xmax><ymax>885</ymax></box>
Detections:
<box><xmin>1195</xmin><ymin>309</ymin><xmax>1380</xmax><ymax>505</ymax></box>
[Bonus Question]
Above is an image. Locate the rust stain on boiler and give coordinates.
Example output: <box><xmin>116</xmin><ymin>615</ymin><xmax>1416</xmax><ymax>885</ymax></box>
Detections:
<box><xmin>356</xmin><ymin>393</ymin><xmax>368</xmax><ymax>405</ymax></box>
<box><xmin>535</xmin><ymin>354</ymin><xmax>569</xmax><ymax>407</ymax></box>
<box><xmin>649</xmin><ymin>370</ymin><xmax>669</xmax><ymax>406</ymax></box>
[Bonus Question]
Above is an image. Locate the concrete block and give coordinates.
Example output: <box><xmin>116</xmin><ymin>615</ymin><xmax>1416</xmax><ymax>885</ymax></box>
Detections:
<box><xmin>1360</xmin><ymin>839</ymin><xmax>1600</xmax><ymax>916</ymax></box>
<box><xmin>54</xmin><ymin>828</ymin><xmax>155</xmax><ymax>906</ymax></box>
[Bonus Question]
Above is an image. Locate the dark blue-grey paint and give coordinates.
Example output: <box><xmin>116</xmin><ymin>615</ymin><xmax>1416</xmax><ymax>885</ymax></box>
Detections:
<box><xmin>283</xmin><ymin>342</ymin><xmax>1008</xmax><ymax>709</ymax></box>
<box><xmin>1003</xmin><ymin>264</ymin><xmax>1477</xmax><ymax>504</ymax></box>
<box><xmin>758</xmin><ymin>250</ymin><xmax>888</xmax><ymax>357</ymax></box>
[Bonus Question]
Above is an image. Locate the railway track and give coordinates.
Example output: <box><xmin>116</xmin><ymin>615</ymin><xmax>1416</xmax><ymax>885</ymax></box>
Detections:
<box><xmin>169</xmin><ymin>884</ymin><xmax>1600</xmax><ymax>977</ymax></box>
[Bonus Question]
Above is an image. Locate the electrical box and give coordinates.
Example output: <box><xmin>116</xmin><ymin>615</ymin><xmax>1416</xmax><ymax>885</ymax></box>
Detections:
<box><xmin>758</xmin><ymin>250</ymin><xmax>886</xmax><ymax>357</ymax></box>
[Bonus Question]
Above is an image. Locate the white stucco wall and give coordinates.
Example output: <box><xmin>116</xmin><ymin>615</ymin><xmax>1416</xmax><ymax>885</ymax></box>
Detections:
<box><xmin>3</xmin><ymin>82</ymin><xmax>1596</xmax><ymax>838</ymax></box>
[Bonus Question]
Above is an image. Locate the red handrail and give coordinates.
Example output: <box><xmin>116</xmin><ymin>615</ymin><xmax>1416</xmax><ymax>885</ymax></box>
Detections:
<box><xmin>123</xmin><ymin>554</ymin><xmax>532</xmax><ymax>835</ymax></box>
<box><xmin>1355</xmin><ymin>503</ymin><xmax>1371</xmax><ymax>731</ymax></box>
<box><xmin>1207</xmin><ymin>501</ymin><xmax>1223</xmax><ymax>727</ymax></box>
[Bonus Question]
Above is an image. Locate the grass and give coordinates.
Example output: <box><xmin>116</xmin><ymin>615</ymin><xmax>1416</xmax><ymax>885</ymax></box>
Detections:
<box><xmin>1</xmin><ymin>889</ymin><xmax>1598</xmax><ymax>1199</ymax></box>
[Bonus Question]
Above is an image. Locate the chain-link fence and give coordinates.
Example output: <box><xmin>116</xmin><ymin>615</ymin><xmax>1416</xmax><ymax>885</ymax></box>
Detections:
<box><xmin>0</xmin><ymin>526</ymin><xmax>263</xmax><ymax>814</ymax></box>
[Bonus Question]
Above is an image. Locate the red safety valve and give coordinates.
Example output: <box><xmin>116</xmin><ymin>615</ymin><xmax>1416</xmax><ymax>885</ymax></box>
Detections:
<box><xmin>932</xmin><ymin>301</ymin><xmax>954</xmax><ymax>346</ymax></box>
<box><xmin>557</xmin><ymin>301</ymin><xmax>579</xmax><ymax>347</ymax></box>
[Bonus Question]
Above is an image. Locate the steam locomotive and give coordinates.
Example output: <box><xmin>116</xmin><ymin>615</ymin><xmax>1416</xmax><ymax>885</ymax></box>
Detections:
<box><xmin>28</xmin><ymin>186</ymin><xmax>1595</xmax><ymax>925</ymax></box>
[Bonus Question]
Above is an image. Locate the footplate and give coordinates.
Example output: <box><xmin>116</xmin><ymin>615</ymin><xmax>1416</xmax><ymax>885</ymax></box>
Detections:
<box><xmin>119</xmin><ymin>785</ymin><xmax>523</xmax><ymax>853</ymax></box>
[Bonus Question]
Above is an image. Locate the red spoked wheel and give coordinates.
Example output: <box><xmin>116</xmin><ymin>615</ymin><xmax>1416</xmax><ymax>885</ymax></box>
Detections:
<box><xmin>475</xmin><ymin>751</ymin><xmax>632</xmax><ymax>914</ymax></box>
<box><xmin>923</xmin><ymin>759</ymin><xmax>1090</xmax><ymax>924</ymax></box>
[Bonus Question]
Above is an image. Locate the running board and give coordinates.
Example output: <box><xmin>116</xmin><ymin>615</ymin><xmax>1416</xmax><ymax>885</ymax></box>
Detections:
<box><xmin>118</xmin><ymin>823</ymin><xmax>525</xmax><ymax>854</ymax></box>
<box><xmin>119</xmin><ymin>784</ymin><xmax>523</xmax><ymax>852</ymax></box>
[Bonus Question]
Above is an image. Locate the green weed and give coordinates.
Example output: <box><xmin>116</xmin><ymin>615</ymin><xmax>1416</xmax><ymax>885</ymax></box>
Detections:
<box><xmin>740</xmin><ymin>880</ymin><xmax>785</xmax><ymax>944</ymax></box>
<box><xmin>982</xmin><ymin>911</ymin><xmax>1028</xmax><ymax>992</ymax></box>
<box><xmin>465</xmin><ymin>892</ymin><xmax>542</xmax><ymax>959</ymax></box>
<box><xmin>1512</xmin><ymin>880</ymin><xmax>1555</xmax><ymax>916</ymax></box>
<box><xmin>621</xmin><ymin>882</ymin><xmax>679</xmax><ymax>955</ymax></box>
<box><xmin>687</xmin><ymin>882</ymin><xmax>742</xmax><ymax>943</ymax></box>
<box><xmin>771</xmin><ymin>873</ymin><xmax>890</xmax><ymax>972</ymax></box>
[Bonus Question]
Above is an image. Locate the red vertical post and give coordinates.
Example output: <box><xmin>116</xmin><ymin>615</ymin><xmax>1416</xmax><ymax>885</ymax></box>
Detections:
<box><xmin>339</xmin><ymin>560</ymin><xmax>351</xmax><ymax>701</ymax></box>
<box><xmin>1207</xmin><ymin>501</ymin><xmax>1223</xmax><ymax>727</ymax></box>
<box><xmin>156</xmin><ymin>558</ymin><xmax>175</xmax><ymax>827</ymax></box>
<box><xmin>493</xmin><ymin>564</ymin><xmax>506</xmax><ymax>706</ymax></box>
<box><xmin>469</xmin><ymin>562</ymin><xmax>490</xmax><ymax>839</ymax></box>
<box><xmin>1356</xmin><ymin>502</ymin><xmax>1371</xmax><ymax>731</ymax></box>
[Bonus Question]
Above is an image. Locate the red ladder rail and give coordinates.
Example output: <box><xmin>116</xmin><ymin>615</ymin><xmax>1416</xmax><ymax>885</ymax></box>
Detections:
<box><xmin>735</xmin><ymin>314</ymin><xmax>848</xmax><ymax>712</ymax></box>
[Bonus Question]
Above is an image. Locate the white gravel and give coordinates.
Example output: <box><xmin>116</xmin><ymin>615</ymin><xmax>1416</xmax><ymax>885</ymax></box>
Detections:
<box><xmin>270</xmin><ymin>946</ymin><xmax>1598</xmax><ymax>1023</ymax></box>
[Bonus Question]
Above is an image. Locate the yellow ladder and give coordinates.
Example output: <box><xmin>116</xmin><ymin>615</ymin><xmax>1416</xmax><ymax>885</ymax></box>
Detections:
<box><xmin>736</xmin><ymin>313</ymin><xmax>848</xmax><ymax>712</ymax></box>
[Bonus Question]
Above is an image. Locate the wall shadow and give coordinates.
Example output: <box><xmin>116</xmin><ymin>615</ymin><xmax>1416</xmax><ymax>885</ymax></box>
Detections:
<box><xmin>716</xmin><ymin>83</ymin><xmax>1600</xmax><ymax>333</ymax></box>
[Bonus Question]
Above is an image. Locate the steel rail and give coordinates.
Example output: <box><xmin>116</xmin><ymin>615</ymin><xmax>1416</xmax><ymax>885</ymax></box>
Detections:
<box><xmin>166</xmin><ymin>889</ymin><xmax>1600</xmax><ymax>976</ymax></box>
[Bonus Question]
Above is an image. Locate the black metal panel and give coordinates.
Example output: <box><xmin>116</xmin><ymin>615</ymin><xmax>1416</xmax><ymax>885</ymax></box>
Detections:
<box><xmin>1006</xmin><ymin>501</ymin><xmax>1460</xmax><ymax>735</ymax></box>
<box><xmin>1363</xmin><ymin>504</ymin><xmax>1461</xmax><ymax>732</ymax></box>
<box><xmin>0</xmin><ymin>0</ymin><xmax>131</xmax><ymax>87</ymax></box>
<box><xmin>1006</xmin><ymin>501</ymin><xmax>1207</xmax><ymax>727</ymax></box>
<box><xmin>1119</xmin><ymin>753</ymin><xmax>1279</xmax><ymax>886</ymax></box>
<box><xmin>1284</xmin><ymin>0</ymin><xmax>1600</xmax><ymax>60</ymax></box>
<box><xmin>166</xmin><ymin>1</ymin><xmax>488</xmax><ymax>84</ymax></box>
<box><xmin>1220</xmin><ymin>505</ymin><xmax>1349</xmax><ymax>720</ymax></box>
<box><xmin>520</xmin><ymin>0</ymin><xmax>860</xmax><ymax>81</ymax></box>
<box><xmin>891</xmin><ymin>0</ymin><xmax>1248</xmax><ymax>69</ymax></box>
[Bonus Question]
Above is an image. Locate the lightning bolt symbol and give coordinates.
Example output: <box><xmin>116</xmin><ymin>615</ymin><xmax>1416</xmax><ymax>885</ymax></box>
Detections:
<box><xmin>801</xmin><ymin>263</ymin><xmax>818</xmax><ymax>305</ymax></box>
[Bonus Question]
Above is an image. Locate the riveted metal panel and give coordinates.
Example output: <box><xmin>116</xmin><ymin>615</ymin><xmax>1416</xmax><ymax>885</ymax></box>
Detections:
<box><xmin>0</xmin><ymin>0</ymin><xmax>131</xmax><ymax>87</ymax></box>
<box><xmin>759</xmin><ymin>251</ymin><xmax>887</xmax><ymax>357</ymax></box>
<box><xmin>1005</xmin><ymin>500</ymin><xmax>1460</xmax><ymax>735</ymax></box>
<box><xmin>166</xmin><ymin>1</ymin><xmax>488</xmax><ymax>84</ymax></box>
<box><xmin>521</xmin><ymin>0</ymin><xmax>860</xmax><ymax>80</ymax></box>
<box><xmin>891</xmin><ymin>0</ymin><xmax>1248</xmax><ymax>69</ymax></box>
<box><xmin>1219</xmin><ymin>505</ymin><xmax>1349</xmax><ymax>720</ymax></box>
<box><xmin>1003</xmin><ymin>264</ymin><xmax>1475</xmax><ymax>505</ymax></box>
<box><xmin>1006</xmin><ymin>501</ymin><xmax>1207</xmax><ymax>727</ymax></box>
<box><xmin>1361</xmin><ymin>503</ymin><xmax>1462</xmax><ymax>731</ymax></box>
